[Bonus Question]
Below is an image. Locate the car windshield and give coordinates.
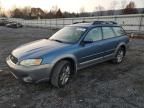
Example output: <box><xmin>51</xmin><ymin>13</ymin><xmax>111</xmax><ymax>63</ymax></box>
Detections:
<box><xmin>49</xmin><ymin>26</ymin><xmax>86</xmax><ymax>43</ymax></box>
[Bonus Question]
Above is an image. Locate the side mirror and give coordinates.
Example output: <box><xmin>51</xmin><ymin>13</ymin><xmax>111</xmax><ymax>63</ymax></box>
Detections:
<box><xmin>80</xmin><ymin>38</ymin><xmax>93</xmax><ymax>46</ymax></box>
<box><xmin>83</xmin><ymin>38</ymin><xmax>93</xmax><ymax>43</ymax></box>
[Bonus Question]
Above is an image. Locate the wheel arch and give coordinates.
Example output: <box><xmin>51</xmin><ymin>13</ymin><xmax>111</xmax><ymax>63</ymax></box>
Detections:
<box><xmin>50</xmin><ymin>55</ymin><xmax>78</xmax><ymax>79</ymax></box>
<box><xmin>115</xmin><ymin>42</ymin><xmax>126</xmax><ymax>56</ymax></box>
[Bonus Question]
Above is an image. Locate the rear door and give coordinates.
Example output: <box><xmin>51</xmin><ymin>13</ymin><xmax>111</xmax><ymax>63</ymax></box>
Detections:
<box><xmin>101</xmin><ymin>26</ymin><xmax>118</xmax><ymax>57</ymax></box>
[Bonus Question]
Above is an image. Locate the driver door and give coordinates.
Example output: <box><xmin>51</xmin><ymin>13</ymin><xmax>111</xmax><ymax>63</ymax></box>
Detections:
<box><xmin>77</xmin><ymin>27</ymin><xmax>104</xmax><ymax>68</ymax></box>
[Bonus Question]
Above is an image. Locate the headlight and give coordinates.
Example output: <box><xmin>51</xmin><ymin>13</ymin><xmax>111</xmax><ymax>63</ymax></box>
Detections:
<box><xmin>20</xmin><ymin>59</ymin><xmax>42</xmax><ymax>66</ymax></box>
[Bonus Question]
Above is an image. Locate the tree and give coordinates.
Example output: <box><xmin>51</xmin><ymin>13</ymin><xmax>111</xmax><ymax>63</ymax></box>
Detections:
<box><xmin>63</xmin><ymin>11</ymin><xmax>78</xmax><ymax>18</ymax></box>
<box><xmin>79</xmin><ymin>7</ymin><xmax>88</xmax><ymax>17</ymax></box>
<box><xmin>94</xmin><ymin>5</ymin><xmax>105</xmax><ymax>16</ymax></box>
<box><xmin>110</xmin><ymin>1</ymin><xmax>118</xmax><ymax>10</ymax></box>
<box><xmin>120</xmin><ymin>0</ymin><xmax>127</xmax><ymax>14</ymax></box>
<box><xmin>46</xmin><ymin>5</ymin><xmax>61</xmax><ymax>18</ymax></box>
<box><xmin>55</xmin><ymin>9</ymin><xmax>63</xmax><ymax>18</ymax></box>
<box><xmin>22</xmin><ymin>6</ymin><xmax>31</xmax><ymax>19</ymax></box>
<box><xmin>0</xmin><ymin>1</ymin><xmax>2</xmax><ymax>16</ymax></box>
<box><xmin>46</xmin><ymin>10</ymin><xmax>54</xmax><ymax>19</ymax></box>
<box><xmin>123</xmin><ymin>1</ymin><xmax>138</xmax><ymax>14</ymax></box>
<box><xmin>121</xmin><ymin>0</ymin><xmax>127</xmax><ymax>9</ymax></box>
<box><xmin>108</xmin><ymin>0</ymin><xmax>118</xmax><ymax>15</ymax></box>
<box><xmin>10</xmin><ymin>8</ymin><xmax>23</xmax><ymax>18</ymax></box>
<box><xmin>51</xmin><ymin>5</ymin><xmax>58</xmax><ymax>15</ymax></box>
<box><xmin>63</xmin><ymin>11</ymin><xmax>71</xmax><ymax>18</ymax></box>
<box><xmin>1</xmin><ymin>13</ymin><xmax>6</xmax><ymax>17</ymax></box>
<box><xmin>80</xmin><ymin>7</ymin><xmax>85</xmax><ymax>13</ymax></box>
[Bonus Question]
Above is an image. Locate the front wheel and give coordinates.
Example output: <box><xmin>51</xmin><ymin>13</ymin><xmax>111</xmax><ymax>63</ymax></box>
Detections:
<box><xmin>51</xmin><ymin>60</ymin><xmax>72</xmax><ymax>88</ymax></box>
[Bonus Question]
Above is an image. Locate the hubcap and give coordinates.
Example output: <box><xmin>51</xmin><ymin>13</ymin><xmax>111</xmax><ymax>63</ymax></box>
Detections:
<box><xmin>117</xmin><ymin>50</ymin><xmax>124</xmax><ymax>63</ymax></box>
<box><xmin>60</xmin><ymin>65</ymin><xmax>71</xmax><ymax>85</ymax></box>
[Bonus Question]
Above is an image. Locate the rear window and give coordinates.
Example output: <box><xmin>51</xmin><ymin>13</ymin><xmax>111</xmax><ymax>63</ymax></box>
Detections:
<box><xmin>113</xmin><ymin>27</ymin><xmax>125</xmax><ymax>36</ymax></box>
<box><xmin>102</xmin><ymin>27</ymin><xmax>115</xmax><ymax>39</ymax></box>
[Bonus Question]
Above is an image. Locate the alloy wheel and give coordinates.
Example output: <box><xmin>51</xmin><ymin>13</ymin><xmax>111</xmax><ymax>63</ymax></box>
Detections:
<box><xmin>60</xmin><ymin>64</ymin><xmax>71</xmax><ymax>85</ymax></box>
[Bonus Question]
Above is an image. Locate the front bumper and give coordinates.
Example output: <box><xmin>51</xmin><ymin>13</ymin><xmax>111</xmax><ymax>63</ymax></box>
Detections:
<box><xmin>6</xmin><ymin>56</ymin><xmax>52</xmax><ymax>83</ymax></box>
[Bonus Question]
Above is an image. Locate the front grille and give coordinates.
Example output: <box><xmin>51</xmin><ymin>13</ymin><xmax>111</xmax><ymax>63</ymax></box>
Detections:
<box><xmin>10</xmin><ymin>54</ymin><xmax>18</xmax><ymax>64</ymax></box>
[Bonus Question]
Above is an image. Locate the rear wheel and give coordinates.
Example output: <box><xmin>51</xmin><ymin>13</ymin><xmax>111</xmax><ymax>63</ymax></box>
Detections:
<box><xmin>51</xmin><ymin>60</ymin><xmax>72</xmax><ymax>88</ymax></box>
<box><xmin>113</xmin><ymin>47</ymin><xmax>125</xmax><ymax>64</ymax></box>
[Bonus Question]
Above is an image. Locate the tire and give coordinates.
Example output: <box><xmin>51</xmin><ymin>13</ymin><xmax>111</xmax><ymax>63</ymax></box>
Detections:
<box><xmin>113</xmin><ymin>47</ymin><xmax>125</xmax><ymax>64</ymax></box>
<box><xmin>51</xmin><ymin>60</ymin><xmax>72</xmax><ymax>88</ymax></box>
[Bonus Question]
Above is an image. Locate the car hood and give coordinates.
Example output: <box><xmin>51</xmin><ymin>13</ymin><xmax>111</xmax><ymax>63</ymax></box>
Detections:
<box><xmin>12</xmin><ymin>39</ymin><xmax>71</xmax><ymax>60</ymax></box>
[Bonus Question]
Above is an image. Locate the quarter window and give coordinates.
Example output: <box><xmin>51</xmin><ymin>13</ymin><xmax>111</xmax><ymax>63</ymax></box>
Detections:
<box><xmin>113</xmin><ymin>27</ymin><xmax>125</xmax><ymax>36</ymax></box>
<box><xmin>84</xmin><ymin>27</ymin><xmax>102</xmax><ymax>42</ymax></box>
<box><xmin>102</xmin><ymin>27</ymin><xmax>115</xmax><ymax>39</ymax></box>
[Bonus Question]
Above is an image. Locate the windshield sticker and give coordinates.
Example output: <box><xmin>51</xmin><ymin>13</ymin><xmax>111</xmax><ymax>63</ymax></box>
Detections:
<box><xmin>76</xmin><ymin>28</ymin><xmax>86</xmax><ymax>31</ymax></box>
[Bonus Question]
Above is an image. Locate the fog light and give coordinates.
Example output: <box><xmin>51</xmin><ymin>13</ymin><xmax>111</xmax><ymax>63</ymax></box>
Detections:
<box><xmin>23</xmin><ymin>76</ymin><xmax>32</xmax><ymax>83</ymax></box>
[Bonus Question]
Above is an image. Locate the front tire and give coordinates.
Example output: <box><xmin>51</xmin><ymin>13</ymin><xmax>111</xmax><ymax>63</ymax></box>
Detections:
<box><xmin>51</xmin><ymin>60</ymin><xmax>72</xmax><ymax>88</ymax></box>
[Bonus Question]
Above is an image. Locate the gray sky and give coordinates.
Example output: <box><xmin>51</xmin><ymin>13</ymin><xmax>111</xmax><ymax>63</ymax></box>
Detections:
<box><xmin>0</xmin><ymin>0</ymin><xmax>144</xmax><ymax>12</ymax></box>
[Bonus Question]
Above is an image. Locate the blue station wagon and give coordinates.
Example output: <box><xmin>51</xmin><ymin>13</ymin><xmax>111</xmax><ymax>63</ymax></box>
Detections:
<box><xmin>6</xmin><ymin>21</ymin><xmax>129</xmax><ymax>87</ymax></box>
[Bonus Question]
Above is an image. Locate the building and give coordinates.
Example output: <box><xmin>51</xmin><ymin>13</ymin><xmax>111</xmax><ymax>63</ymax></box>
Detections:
<box><xmin>30</xmin><ymin>8</ymin><xmax>45</xmax><ymax>19</ymax></box>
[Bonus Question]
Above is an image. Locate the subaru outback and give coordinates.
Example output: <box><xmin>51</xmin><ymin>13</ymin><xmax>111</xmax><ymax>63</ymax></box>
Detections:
<box><xmin>6</xmin><ymin>21</ymin><xmax>129</xmax><ymax>87</ymax></box>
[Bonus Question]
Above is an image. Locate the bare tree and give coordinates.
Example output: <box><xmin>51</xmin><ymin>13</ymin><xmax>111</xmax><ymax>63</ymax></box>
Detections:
<box><xmin>110</xmin><ymin>0</ymin><xmax>118</xmax><ymax>10</ymax></box>
<box><xmin>80</xmin><ymin>7</ymin><xmax>87</xmax><ymax>17</ymax></box>
<box><xmin>80</xmin><ymin>7</ymin><xmax>85</xmax><ymax>13</ymax></box>
<box><xmin>22</xmin><ymin>6</ymin><xmax>31</xmax><ymax>19</ymax></box>
<box><xmin>0</xmin><ymin>2</ymin><xmax>7</xmax><ymax>17</ymax></box>
<box><xmin>95</xmin><ymin>5</ymin><xmax>105</xmax><ymax>16</ymax></box>
<box><xmin>0</xmin><ymin>1</ymin><xmax>2</xmax><ymax>16</ymax></box>
<box><xmin>10</xmin><ymin>7</ymin><xmax>23</xmax><ymax>18</ymax></box>
<box><xmin>23</xmin><ymin>7</ymin><xmax>31</xmax><ymax>15</ymax></box>
<box><xmin>51</xmin><ymin>5</ymin><xmax>59</xmax><ymax>15</ymax></box>
<box><xmin>121</xmin><ymin>0</ymin><xmax>127</xmax><ymax>9</ymax></box>
<box><xmin>123</xmin><ymin>1</ymin><xmax>138</xmax><ymax>14</ymax></box>
<box><xmin>108</xmin><ymin>0</ymin><xmax>118</xmax><ymax>15</ymax></box>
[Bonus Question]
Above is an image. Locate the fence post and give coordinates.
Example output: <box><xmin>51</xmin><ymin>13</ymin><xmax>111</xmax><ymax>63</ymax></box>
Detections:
<box><xmin>50</xmin><ymin>18</ymin><xmax>52</xmax><ymax>35</ymax></box>
<box><xmin>62</xmin><ymin>18</ymin><xmax>64</xmax><ymax>27</ymax></box>
<box><xmin>83</xmin><ymin>17</ymin><xmax>85</xmax><ymax>22</ymax></box>
<box><xmin>56</xmin><ymin>18</ymin><xmax>57</xmax><ymax>28</ymax></box>
<box><xmin>114</xmin><ymin>16</ymin><xmax>117</xmax><ymax>22</ymax></box>
<box><xmin>25</xmin><ymin>19</ymin><xmax>26</xmax><ymax>26</ymax></box>
<box><xmin>72</xmin><ymin>18</ymin><xmax>74</xmax><ymax>24</ymax></box>
<box><xmin>97</xmin><ymin>16</ymin><xmax>99</xmax><ymax>21</ymax></box>
<box><xmin>139</xmin><ymin>14</ymin><xmax>143</xmax><ymax>32</ymax></box>
<box><xmin>45</xmin><ymin>19</ymin><xmax>46</xmax><ymax>28</ymax></box>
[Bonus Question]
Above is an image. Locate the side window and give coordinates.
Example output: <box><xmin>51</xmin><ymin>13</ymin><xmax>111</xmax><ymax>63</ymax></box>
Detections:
<box><xmin>84</xmin><ymin>27</ymin><xmax>102</xmax><ymax>42</ymax></box>
<box><xmin>102</xmin><ymin>27</ymin><xmax>115</xmax><ymax>39</ymax></box>
<box><xmin>113</xmin><ymin>27</ymin><xmax>125</xmax><ymax>36</ymax></box>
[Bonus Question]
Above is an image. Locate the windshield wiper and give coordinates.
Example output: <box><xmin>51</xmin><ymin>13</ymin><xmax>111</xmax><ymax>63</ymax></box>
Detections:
<box><xmin>50</xmin><ymin>39</ymin><xmax>64</xmax><ymax>43</ymax></box>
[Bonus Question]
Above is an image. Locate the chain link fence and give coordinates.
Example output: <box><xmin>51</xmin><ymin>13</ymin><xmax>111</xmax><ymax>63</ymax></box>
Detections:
<box><xmin>9</xmin><ymin>14</ymin><xmax>144</xmax><ymax>35</ymax></box>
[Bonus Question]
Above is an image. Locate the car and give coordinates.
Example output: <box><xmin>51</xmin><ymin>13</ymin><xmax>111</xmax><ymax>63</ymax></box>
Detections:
<box><xmin>6</xmin><ymin>22</ymin><xmax>23</xmax><ymax>28</ymax></box>
<box><xmin>0</xmin><ymin>18</ymin><xmax>10</xmax><ymax>26</ymax></box>
<box><xmin>6</xmin><ymin>21</ymin><xmax>129</xmax><ymax>88</ymax></box>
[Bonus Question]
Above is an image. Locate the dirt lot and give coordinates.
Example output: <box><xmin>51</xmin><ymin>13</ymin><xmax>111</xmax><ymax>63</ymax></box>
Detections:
<box><xmin>0</xmin><ymin>26</ymin><xmax>144</xmax><ymax>108</ymax></box>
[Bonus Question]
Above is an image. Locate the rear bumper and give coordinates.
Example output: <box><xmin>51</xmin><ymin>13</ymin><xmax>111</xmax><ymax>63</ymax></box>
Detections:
<box><xmin>6</xmin><ymin>56</ymin><xmax>53</xmax><ymax>83</ymax></box>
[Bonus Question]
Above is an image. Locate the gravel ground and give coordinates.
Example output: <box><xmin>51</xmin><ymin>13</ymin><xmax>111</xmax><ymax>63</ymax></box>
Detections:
<box><xmin>0</xmin><ymin>26</ymin><xmax>144</xmax><ymax>108</ymax></box>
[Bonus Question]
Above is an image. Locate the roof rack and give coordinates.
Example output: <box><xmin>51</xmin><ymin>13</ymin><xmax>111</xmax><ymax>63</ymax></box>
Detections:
<box><xmin>92</xmin><ymin>21</ymin><xmax>117</xmax><ymax>25</ymax></box>
<box><xmin>72</xmin><ymin>20</ymin><xmax>117</xmax><ymax>25</ymax></box>
<box><xmin>73</xmin><ymin>21</ymin><xmax>88</xmax><ymax>24</ymax></box>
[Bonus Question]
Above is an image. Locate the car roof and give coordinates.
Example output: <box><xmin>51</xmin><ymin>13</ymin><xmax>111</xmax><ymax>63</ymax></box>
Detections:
<box><xmin>68</xmin><ymin>21</ymin><xmax>120</xmax><ymax>28</ymax></box>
